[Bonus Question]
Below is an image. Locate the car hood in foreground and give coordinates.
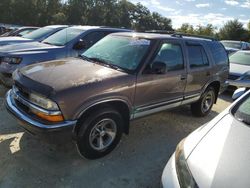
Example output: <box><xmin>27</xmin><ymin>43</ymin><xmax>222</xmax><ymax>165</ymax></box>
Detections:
<box><xmin>0</xmin><ymin>42</ymin><xmax>60</xmax><ymax>55</ymax></box>
<box><xmin>18</xmin><ymin>57</ymin><xmax>129</xmax><ymax>92</ymax></box>
<box><xmin>187</xmin><ymin>114</ymin><xmax>250</xmax><ymax>188</ymax></box>
<box><xmin>230</xmin><ymin>62</ymin><xmax>250</xmax><ymax>76</ymax></box>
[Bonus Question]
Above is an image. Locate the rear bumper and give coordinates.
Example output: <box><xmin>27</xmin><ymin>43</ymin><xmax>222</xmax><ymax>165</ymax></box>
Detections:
<box><xmin>5</xmin><ymin>90</ymin><xmax>77</xmax><ymax>142</ymax></box>
<box><xmin>227</xmin><ymin>79</ymin><xmax>250</xmax><ymax>88</ymax></box>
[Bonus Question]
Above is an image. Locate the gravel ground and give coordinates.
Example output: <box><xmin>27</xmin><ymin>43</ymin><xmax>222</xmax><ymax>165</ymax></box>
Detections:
<box><xmin>0</xmin><ymin>85</ymin><xmax>232</xmax><ymax>188</ymax></box>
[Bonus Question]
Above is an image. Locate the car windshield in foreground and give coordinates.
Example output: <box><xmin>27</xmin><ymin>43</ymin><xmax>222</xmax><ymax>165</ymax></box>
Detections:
<box><xmin>42</xmin><ymin>28</ymin><xmax>84</xmax><ymax>46</ymax></box>
<box><xmin>234</xmin><ymin>93</ymin><xmax>250</xmax><ymax>125</ymax></box>
<box><xmin>23</xmin><ymin>27</ymin><xmax>54</xmax><ymax>40</ymax></box>
<box><xmin>222</xmin><ymin>41</ymin><xmax>242</xmax><ymax>49</ymax></box>
<box><xmin>82</xmin><ymin>35</ymin><xmax>151</xmax><ymax>71</ymax></box>
<box><xmin>229</xmin><ymin>51</ymin><xmax>250</xmax><ymax>65</ymax></box>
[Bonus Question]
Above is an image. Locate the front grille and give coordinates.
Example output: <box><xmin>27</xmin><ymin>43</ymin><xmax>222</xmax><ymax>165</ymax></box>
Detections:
<box><xmin>14</xmin><ymin>83</ymin><xmax>29</xmax><ymax>99</ymax></box>
<box><xmin>228</xmin><ymin>74</ymin><xmax>240</xmax><ymax>80</ymax></box>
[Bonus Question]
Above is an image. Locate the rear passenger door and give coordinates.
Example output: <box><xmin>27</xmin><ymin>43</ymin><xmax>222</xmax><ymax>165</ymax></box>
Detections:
<box><xmin>184</xmin><ymin>42</ymin><xmax>212</xmax><ymax>98</ymax></box>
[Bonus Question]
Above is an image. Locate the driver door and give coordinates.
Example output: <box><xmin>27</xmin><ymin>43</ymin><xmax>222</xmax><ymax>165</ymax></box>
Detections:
<box><xmin>133</xmin><ymin>40</ymin><xmax>187</xmax><ymax>118</ymax></box>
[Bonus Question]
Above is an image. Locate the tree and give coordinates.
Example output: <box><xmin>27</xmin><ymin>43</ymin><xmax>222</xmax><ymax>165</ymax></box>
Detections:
<box><xmin>195</xmin><ymin>24</ymin><xmax>216</xmax><ymax>37</ymax></box>
<box><xmin>177</xmin><ymin>23</ymin><xmax>195</xmax><ymax>34</ymax></box>
<box><xmin>219</xmin><ymin>19</ymin><xmax>249</xmax><ymax>41</ymax></box>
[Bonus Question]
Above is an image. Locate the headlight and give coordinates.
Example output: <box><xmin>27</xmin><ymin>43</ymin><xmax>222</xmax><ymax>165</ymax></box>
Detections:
<box><xmin>175</xmin><ymin>139</ymin><xmax>198</xmax><ymax>188</ymax></box>
<box><xmin>3</xmin><ymin>57</ymin><xmax>22</xmax><ymax>64</ymax></box>
<box><xmin>29</xmin><ymin>93</ymin><xmax>59</xmax><ymax>111</ymax></box>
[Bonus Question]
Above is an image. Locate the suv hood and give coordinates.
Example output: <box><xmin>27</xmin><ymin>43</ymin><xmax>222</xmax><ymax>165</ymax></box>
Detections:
<box><xmin>18</xmin><ymin>57</ymin><xmax>129</xmax><ymax>92</ymax></box>
<box><xmin>187</xmin><ymin>114</ymin><xmax>250</xmax><ymax>188</ymax></box>
<box><xmin>0</xmin><ymin>42</ymin><xmax>60</xmax><ymax>55</ymax></box>
<box><xmin>230</xmin><ymin>62</ymin><xmax>250</xmax><ymax>76</ymax></box>
<box><xmin>0</xmin><ymin>36</ymin><xmax>32</xmax><ymax>46</ymax></box>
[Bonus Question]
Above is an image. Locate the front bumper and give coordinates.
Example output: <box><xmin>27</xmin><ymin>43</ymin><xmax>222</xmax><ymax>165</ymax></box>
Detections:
<box><xmin>161</xmin><ymin>153</ymin><xmax>180</xmax><ymax>188</ymax></box>
<box><xmin>5</xmin><ymin>90</ymin><xmax>77</xmax><ymax>142</ymax></box>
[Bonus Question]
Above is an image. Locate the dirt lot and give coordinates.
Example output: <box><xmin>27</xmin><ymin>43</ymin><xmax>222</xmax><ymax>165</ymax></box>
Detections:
<box><xmin>0</xmin><ymin>85</ymin><xmax>232</xmax><ymax>188</ymax></box>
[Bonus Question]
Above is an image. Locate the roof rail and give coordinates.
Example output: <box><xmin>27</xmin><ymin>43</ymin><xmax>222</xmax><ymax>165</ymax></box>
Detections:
<box><xmin>143</xmin><ymin>30</ymin><xmax>217</xmax><ymax>41</ymax></box>
<box><xmin>145</xmin><ymin>30</ymin><xmax>175</xmax><ymax>34</ymax></box>
<box><xmin>171</xmin><ymin>32</ymin><xmax>217</xmax><ymax>41</ymax></box>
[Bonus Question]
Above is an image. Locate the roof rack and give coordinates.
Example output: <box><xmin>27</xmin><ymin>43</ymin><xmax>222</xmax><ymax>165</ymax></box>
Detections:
<box><xmin>171</xmin><ymin>32</ymin><xmax>217</xmax><ymax>41</ymax></box>
<box><xmin>144</xmin><ymin>30</ymin><xmax>175</xmax><ymax>34</ymax></box>
<box><xmin>144</xmin><ymin>30</ymin><xmax>217</xmax><ymax>41</ymax></box>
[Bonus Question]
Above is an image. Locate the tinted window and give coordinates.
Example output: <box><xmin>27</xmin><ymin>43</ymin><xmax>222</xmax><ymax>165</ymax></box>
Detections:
<box><xmin>83</xmin><ymin>32</ymin><xmax>106</xmax><ymax>48</ymax></box>
<box><xmin>188</xmin><ymin>45</ymin><xmax>209</xmax><ymax>68</ymax></box>
<box><xmin>154</xmin><ymin>42</ymin><xmax>184</xmax><ymax>71</ymax></box>
<box><xmin>208</xmin><ymin>42</ymin><xmax>228</xmax><ymax>65</ymax></box>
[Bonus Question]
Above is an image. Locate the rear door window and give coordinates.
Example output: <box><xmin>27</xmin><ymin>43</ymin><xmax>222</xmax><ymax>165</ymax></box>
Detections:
<box><xmin>187</xmin><ymin>45</ymin><xmax>209</xmax><ymax>68</ymax></box>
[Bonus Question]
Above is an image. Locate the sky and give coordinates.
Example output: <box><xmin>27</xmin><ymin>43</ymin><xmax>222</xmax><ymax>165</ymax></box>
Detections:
<box><xmin>129</xmin><ymin>0</ymin><xmax>250</xmax><ymax>29</ymax></box>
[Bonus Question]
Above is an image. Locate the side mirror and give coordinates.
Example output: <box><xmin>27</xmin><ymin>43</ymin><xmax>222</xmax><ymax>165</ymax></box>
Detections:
<box><xmin>150</xmin><ymin>61</ymin><xmax>166</xmax><ymax>74</ymax></box>
<box><xmin>73</xmin><ymin>39</ymin><xmax>86</xmax><ymax>50</ymax></box>
<box><xmin>232</xmin><ymin>88</ymin><xmax>246</xmax><ymax>100</ymax></box>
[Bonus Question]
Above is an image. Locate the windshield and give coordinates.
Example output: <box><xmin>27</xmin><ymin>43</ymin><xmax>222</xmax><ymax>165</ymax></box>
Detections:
<box><xmin>229</xmin><ymin>51</ymin><xmax>250</xmax><ymax>65</ymax></box>
<box><xmin>23</xmin><ymin>27</ymin><xmax>54</xmax><ymax>40</ymax></box>
<box><xmin>42</xmin><ymin>28</ymin><xmax>84</xmax><ymax>46</ymax></box>
<box><xmin>221</xmin><ymin>41</ymin><xmax>242</xmax><ymax>49</ymax></box>
<box><xmin>82</xmin><ymin>35</ymin><xmax>151</xmax><ymax>71</ymax></box>
<box><xmin>234</xmin><ymin>93</ymin><xmax>250</xmax><ymax>125</ymax></box>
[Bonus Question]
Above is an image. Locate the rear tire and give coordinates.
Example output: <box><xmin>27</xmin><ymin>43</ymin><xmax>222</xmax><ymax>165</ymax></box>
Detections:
<box><xmin>191</xmin><ymin>87</ymin><xmax>215</xmax><ymax>117</ymax></box>
<box><xmin>76</xmin><ymin>107</ymin><xmax>123</xmax><ymax>159</ymax></box>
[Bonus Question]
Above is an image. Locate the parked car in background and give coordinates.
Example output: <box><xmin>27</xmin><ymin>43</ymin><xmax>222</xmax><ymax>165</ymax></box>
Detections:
<box><xmin>5</xmin><ymin>32</ymin><xmax>228</xmax><ymax>159</ymax></box>
<box><xmin>0</xmin><ymin>26</ymin><xmax>39</xmax><ymax>37</ymax></box>
<box><xmin>221</xmin><ymin>40</ymin><xmax>250</xmax><ymax>55</ymax></box>
<box><xmin>225</xmin><ymin>47</ymin><xmax>238</xmax><ymax>55</ymax></box>
<box><xmin>162</xmin><ymin>90</ymin><xmax>250</xmax><ymax>188</ymax></box>
<box><xmin>227</xmin><ymin>51</ymin><xmax>250</xmax><ymax>89</ymax></box>
<box><xmin>0</xmin><ymin>26</ymin><xmax>130</xmax><ymax>86</ymax></box>
<box><xmin>0</xmin><ymin>26</ymin><xmax>6</xmax><ymax>35</ymax></box>
<box><xmin>0</xmin><ymin>25</ymin><xmax>67</xmax><ymax>46</ymax></box>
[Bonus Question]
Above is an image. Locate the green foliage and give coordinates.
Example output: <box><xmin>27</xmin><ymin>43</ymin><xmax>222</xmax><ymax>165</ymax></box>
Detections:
<box><xmin>0</xmin><ymin>0</ymin><xmax>249</xmax><ymax>41</ymax></box>
<box><xmin>0</xmin><ymin>0</ymin><xmax>173</xmax><ymax>31</ymax></box>
<box><xmin>177</xmin><ymin>23</ymin><xmax>216</xmax><ymax>37</ymax></box>
<box><xmin>219</xmin><ymin>19</ymin><xmax>249</xmax><ymax>41</ymax></box>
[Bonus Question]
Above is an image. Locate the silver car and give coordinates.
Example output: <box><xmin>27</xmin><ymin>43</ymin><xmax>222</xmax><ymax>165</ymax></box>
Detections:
<box><xmin>162</xmin><ymin>91</ymin><xmax>250</xmax><ymax>188</ymax></box>
<box><xmin>228</xmin><ymin>50</ymin><xmax>250</xmax><ymax>88</ymax></box>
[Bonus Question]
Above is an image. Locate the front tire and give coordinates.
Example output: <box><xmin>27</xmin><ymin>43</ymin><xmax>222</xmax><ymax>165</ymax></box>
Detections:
<box><xmin>191</xmin><ymin>87</ymin><xmax>216</xmax><ymax>117</ymax></box>
<box><xmin>76</xmin><ymin>107</ymin><xmax>123</xmax><ymax>159</ymax></box>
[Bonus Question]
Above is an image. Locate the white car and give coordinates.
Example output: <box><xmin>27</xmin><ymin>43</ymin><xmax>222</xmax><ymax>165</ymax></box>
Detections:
<box><xmin>162</xmin><ymin>91</ymin><xmax>250</xmax><ymax>188</ymax></box>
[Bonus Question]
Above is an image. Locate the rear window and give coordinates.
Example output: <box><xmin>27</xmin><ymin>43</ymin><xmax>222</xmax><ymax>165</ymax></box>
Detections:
<box><xmin>208</xmin><ymin>42</ymin><xmax>228</xmax><ymax>65</ymax></box>
<box><xmin>221</xmin><ymin>41</ymin><xmax>242</xmax><ymax>49</ymax></box>
<box><xmin>230</xmin><ymin>51</ymin><xmax>250</xmax><ymax>66</ymax></box>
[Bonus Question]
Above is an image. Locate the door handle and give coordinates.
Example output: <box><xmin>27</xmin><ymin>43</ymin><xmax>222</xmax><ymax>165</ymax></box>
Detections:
<box><xmin>206</xmin><ymin>71</ymin><xmax>211</xmax><ymax>76</ymax></box>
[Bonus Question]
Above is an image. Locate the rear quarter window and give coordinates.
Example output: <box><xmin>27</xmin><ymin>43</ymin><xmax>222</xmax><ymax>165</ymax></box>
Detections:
<box><xmin>208</xmin><ymin>42</ymin><xmax>228</xmax><ymax>65</ymax></box>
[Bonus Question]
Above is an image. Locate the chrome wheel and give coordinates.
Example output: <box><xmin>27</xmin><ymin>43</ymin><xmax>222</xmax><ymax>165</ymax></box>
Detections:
<box><xmin>89</xmin><ymin>118</ymin><xmax>117</xmax><ymax>151</ymax></box>
<box><xmin>201</xmin><ymin>91</ymin><xmax>214</xmax><ymax>113</ymax></box>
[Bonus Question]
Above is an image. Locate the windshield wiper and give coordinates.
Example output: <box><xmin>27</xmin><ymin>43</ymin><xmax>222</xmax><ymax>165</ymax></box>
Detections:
<box><xmin>79</xmin><ymin>55</ymin><xmax>93</xmax><ymax>62</ymax></box>
<box><xmin>43</xmin><ymin>41</ymin><xmax>53</xmax><ymax>45</ymax></box>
